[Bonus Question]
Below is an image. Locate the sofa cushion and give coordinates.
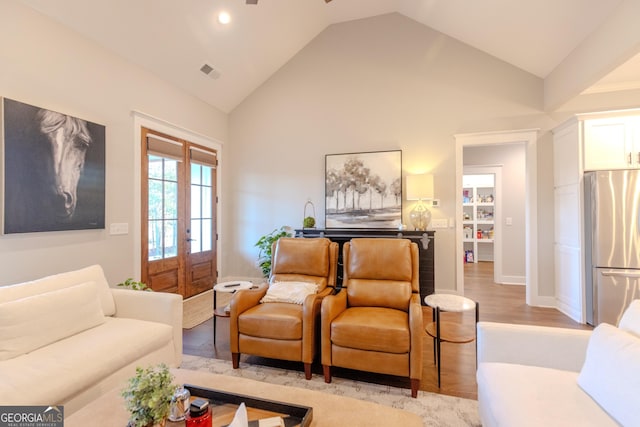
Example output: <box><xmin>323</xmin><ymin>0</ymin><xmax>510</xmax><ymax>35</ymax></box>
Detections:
<box><xmin>0</xmin><ymin>317</ymin><xmax>173</xmax><ymax>406</ymax></box>
<box><xmin>239</xmin><ymin>303</ymin><xmax>302</xmax><ymax>340</ymax></box>
<box><xmin>0</xmin><ymin>265</ymin><xmax>116</xmax><ymax>316</ymax></box>
<box><xmin>331</xmin><ymin>307</ymin><xmax>410</xmax><ymax>353</ymax></box>
<box><xmin>618</xmin><ymin>299</ymin><xmax>640</xmax><ymax>337</ymax></box>
<box><xmin>577</xmin><ymin>323</ymin><xmax>640</xmax><ymax>427</ymax></box>
<box><xmin>0</xmin><ymin>281</ymin><xmax>105</xmax><ymax>361</ymax></box>
<box><xmin>477</xmin><ymin>362</ymin><xmax>618</xmax><ymax>427</ymax></box>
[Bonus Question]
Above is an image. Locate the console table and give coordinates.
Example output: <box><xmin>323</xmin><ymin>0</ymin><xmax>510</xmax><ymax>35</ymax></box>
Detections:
<box><xmin>295</xmin><ymin>228</ymin><xmax>435</xmax><ymax>305</ymax></box>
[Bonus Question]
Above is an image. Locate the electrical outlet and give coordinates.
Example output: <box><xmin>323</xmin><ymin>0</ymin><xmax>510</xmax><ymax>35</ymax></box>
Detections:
<box><xmin>431</xmin><ymin>219</ymin><xmax>448</xmax><ymax>229</ymax></box>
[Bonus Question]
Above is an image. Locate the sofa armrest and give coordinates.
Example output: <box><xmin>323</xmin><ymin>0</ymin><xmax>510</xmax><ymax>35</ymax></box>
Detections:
<box><xmin>477</xmin><ymin>321</ymin><xmax>592</xmax><ymax>372</ymax></box>
<box><xmin>110</xmin><ymin>288</ymin><xmax>183</xmax><ymax>366</ymax></box>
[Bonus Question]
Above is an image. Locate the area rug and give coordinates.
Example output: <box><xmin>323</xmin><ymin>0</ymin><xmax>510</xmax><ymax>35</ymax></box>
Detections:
<box><xmin>181</xmin><ymin>354</ymin><xmax>481</xmax><ymax>427</ymax></box>
<box><xmin>183</xmin><ymin>290</ymin><xmax>215</xmax><ymax>329</ymax></box>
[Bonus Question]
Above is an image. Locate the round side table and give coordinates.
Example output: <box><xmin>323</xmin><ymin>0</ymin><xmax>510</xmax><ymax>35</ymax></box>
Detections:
<box><xmin>213</xmin><ymin>281</ymin><xmax>253</xmax><ymax>345</ymax></box>
<box><xmin>424</xmin><ymin>294</ymin><xmax>479</xmax><ymax>387</ymax></box>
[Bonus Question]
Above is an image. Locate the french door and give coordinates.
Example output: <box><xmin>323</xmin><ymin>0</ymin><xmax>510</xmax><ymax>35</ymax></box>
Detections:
<box><xmin>141</xmin><ymin>127</ymin><xmax>217</xmax><ymax>299</ymax></box>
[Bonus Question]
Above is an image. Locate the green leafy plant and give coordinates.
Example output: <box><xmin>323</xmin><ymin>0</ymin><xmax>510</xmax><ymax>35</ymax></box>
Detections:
<box><xmin>255</xmin><ymin>226</ymin><xmax>292</xmax><ymax>278</ymax></box>
<box><xmin>122</xmin><ymin>364</ymin><xmax>177</xmax><ymax>427</ymax></box>
<box><xmin>117</xmin><ymin>278</ymin><xmax>152</xmax><ymax>291</ymax></box>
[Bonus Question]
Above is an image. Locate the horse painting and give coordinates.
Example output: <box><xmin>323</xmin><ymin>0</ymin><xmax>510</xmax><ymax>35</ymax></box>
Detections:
<box><xmin>2</xmin><ymin>98</ymin><xmax>105</xmax><ymax>234</ymax></box>
<box><xmin>38</xmin><ymin>110</ymin><xmax>92</xmax><ymax>221</ymax></box>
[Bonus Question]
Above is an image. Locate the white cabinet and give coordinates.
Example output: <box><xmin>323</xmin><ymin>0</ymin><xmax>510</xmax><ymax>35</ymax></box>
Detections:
<box><xmin>553</xmin><ymin>109</ymin><xmax>640</xmax><ymax>324</ymax></box>
<box><xmin>553</xmin><ymin>117</ymin><xmax>585</xmax><ymax>323</ymax></box>
<box><xmin>583</xmin><ymin>115</ymin><xmax>640</xmax><ymax>171</ymax></box>
<box><xmin>462</xmin><ymin>178</ymin><xmax>495</xmax><ymax>263</ymax></box>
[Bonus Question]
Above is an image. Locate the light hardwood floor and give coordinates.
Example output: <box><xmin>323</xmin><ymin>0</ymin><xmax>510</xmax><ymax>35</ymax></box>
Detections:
<box><xmin>183</xmin><ymin>262</ymin><xmax>591</xmax><ymax>400</ymax></box>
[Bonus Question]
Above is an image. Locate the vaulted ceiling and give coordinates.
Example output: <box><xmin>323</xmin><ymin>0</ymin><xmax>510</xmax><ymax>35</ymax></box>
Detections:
<box><xmin>20</xmin><ymin>0</ymin><xmax>638</xmax><ymax>113</ymax></box>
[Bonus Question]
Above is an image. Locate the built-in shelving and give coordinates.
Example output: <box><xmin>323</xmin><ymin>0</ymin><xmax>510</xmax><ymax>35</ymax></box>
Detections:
<box><xmin>462</xmin><ymin>176</ymin><xmax>495</xmax><ymax>263</ymax></box>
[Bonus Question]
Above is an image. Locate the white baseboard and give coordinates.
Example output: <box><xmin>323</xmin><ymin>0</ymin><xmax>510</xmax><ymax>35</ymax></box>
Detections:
<box><xmin>530</xmin><ymin>295</ymin><xmax>557</xmax><ymax>308</ymax></box>
<box><xmin>556</xmin><ymin>298</ymin><xmax>583</xmax><ymax>323</ymax></box>
<box><xmin>496</xmin><ymin>275</ymin><xmax>525</xmax><ymax>285</ymax></box>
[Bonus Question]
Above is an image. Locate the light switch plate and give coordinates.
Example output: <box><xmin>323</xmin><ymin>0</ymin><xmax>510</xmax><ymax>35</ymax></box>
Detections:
<box><xmin>109</xmin><ymin>223</ymin><xmax>129</xmax><ymax>235</ymax></box>
<box><xmin>431</xmin><ymin>219</ymin><xmax>448</xmax><ymax>228</ymax></box>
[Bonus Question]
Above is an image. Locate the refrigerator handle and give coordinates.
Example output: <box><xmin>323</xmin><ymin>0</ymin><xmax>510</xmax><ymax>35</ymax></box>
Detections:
<box><xmin>600</xmin><ymin>270</ymin><xmax>640</xmax><ymax>278</ymax></box>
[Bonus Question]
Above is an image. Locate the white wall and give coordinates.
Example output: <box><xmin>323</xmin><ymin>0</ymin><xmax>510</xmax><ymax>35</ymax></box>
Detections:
<box><xmin>7</xmin><ymin>6</ymin><xmax>627</xmax><ymax>300</ymax></box>
<box><xmin>464</xmin><ymin>144</ymin><xmax>526</xmax><ymax>280</ymax></box>
<box><xmin>228</xmin><ymin>13</ymin><xmax>558</xmax><ymax>294</ymax></box>
<box><xmin>0</xmin><ymin>1</ymin><xmax>227</xmax><ymax>286</ymax></box>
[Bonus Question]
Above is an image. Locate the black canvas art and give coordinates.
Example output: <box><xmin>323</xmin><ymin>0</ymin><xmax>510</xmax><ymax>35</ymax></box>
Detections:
<box><xmin>2</xmin><ymin>98</ymin><xmax>105</xmax><ymax>233</ymax></box>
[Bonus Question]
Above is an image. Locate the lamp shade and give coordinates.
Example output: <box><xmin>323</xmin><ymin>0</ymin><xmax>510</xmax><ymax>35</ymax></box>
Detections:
<box><xmin>406</xmin><ymin>174</ymin><xmax>434</xmax><ymax>200</ymax></box>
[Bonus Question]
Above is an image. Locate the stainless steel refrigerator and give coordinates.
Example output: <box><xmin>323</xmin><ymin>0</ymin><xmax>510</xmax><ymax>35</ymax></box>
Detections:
<box><xmin>584</xmin><ymin>170</ymin><xmax>640</xmax><ymax>326</ymax></box>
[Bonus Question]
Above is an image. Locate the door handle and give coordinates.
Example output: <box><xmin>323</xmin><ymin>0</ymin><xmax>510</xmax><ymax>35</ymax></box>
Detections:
<box><xmin>186</xmin><ymin>238</ymin><xmax>198</xmax><ymax>242</ymax></box>
<box><xmin>601</xmin><ymin>270</ymin><xmax>640</xmax><ymax>278</ymax></box>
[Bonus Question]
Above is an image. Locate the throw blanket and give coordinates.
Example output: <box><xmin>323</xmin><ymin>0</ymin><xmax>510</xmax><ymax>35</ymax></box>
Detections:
<box><xmin>260</xmin><ymin>282</ymin><xmax>318</xmax><ymax>305</ymax></box>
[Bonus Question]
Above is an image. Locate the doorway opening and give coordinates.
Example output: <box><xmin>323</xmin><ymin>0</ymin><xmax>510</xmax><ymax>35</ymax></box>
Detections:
<box><xmin>455</xmin><ymin>129</ymin><xmax>538</xmax><ymax>305</ymax></box>
<box><xmin>132</xmin><ymin>112</ymin><xmax>223</xmax><ymax>302</ymax></box>
<box><xmin>462</xmin><ymin>168</ymin><xmax>502</xmax><ymax>285</ymax></box>
<box><xmin>141</xmin><ymin>127</ymin><xmax>218</xmax><ymax>299</ymax></box>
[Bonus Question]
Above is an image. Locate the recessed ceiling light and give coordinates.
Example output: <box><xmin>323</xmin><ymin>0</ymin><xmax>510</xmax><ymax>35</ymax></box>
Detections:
<box><xmin>218</xmin><ymin>11</ymin><xmax>231</xmax><ymax>25</ymax></box>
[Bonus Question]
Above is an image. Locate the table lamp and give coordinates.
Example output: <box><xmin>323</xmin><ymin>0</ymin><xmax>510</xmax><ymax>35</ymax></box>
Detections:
<box><xmin>406</xmin><ymin>173</ymin><xmax>434</xmax><ymax>231</ymax></box>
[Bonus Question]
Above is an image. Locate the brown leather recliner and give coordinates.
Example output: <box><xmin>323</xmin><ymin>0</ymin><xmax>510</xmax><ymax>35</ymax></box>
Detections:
<box><xmin>230</xmin><ymin>237</ymin><xmax>338</xmax><ymax>379</ymax></box>
<box><xmin>321</xmin><ymin>238</ymin><xmax>423</xmax><ymax>397</ymax></box>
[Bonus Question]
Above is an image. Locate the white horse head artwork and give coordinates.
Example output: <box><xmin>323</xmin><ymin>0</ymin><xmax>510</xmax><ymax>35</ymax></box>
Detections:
<box><xmin>37</xmin><ymin>110</ymin><xmax>92</xmax><ymax>220</ymax></box>
<box><xmin>2</xmin><ymin>98</ymin><xmax>105</xmax><ymax>234</ymax></box>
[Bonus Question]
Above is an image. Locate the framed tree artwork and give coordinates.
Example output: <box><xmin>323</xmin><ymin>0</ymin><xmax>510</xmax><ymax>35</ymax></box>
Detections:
<box><xmin>1</xmin><ymin>98</ymin><xmax>105</xmax><ymax>234</ymax></box>
<box><xmin>325</xmin><ymin>150</ymin><xmax>402</xmax><ymax>229</ymax></box>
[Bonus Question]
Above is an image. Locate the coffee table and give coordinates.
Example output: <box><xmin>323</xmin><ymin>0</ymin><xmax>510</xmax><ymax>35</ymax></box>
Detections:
<box><xmin>66</xmin><ymin>368</ymin><xmax>422</xmax><ymax>427</ymax></box>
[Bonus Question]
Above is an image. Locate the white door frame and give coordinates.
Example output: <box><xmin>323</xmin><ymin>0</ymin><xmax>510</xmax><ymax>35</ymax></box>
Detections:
<box><xmin>455</xmin><ymin>129</ymin><xmax>538</xmax><ymax>306</ymax></box>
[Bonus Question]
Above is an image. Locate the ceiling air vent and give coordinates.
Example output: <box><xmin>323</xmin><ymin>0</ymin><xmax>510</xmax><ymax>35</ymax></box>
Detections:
<box><xmin>200</xmin><ymin>63</ymin><xmax>221</xmax><ymax>80</ymax></box>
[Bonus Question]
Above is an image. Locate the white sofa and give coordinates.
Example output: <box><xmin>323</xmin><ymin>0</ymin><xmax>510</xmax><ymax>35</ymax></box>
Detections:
<box><xmin>477</xmin><ymin>300</ymin><xmax>640</xmax><ymax>427</ymax></box>
<box><xmin>0</xmin><ymin>265</ymin><xmax>182</xmax><ymax>414</ymax></box>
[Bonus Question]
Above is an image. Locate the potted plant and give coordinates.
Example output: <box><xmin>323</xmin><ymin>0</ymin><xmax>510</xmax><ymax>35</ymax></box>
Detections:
<box><xmin>255</xmin><ymin>226</ymin><xmax>292</xmax><ymax>278</ymax></box>
<box><xmin>117</xmin><ymin>278</ymin><xmax>152</xmax><ymax>291</ymax></box>
<box><xmin>303</xmin><ymin>216</ymin><xmax>316</xmax><ymax>228</ymax></box>
<box><xmin>303</xmin><ymin>200</ymin><xmax>316</xmax><ymax>229</ymax></box>
<box><xmin>122</xmin><ymin>364</ymin><xmax>177</xmax><ymax>427</ymax></box>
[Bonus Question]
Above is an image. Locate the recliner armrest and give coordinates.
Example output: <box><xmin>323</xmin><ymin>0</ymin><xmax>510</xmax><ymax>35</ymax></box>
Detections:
<box><xmin>408</xmin><ymin>293</ymin><xmax>423</xmax><ymax>380</ymax></box>
<box><xmin>230</xmin><ymin>283</ymin><xmax>268</xmax><ymax>316</ymax></box>
<box><xmin>477</xmin><ymin>321</ymin><xmax>592</xmax><ymax>372</ymax></box>
<box><xmin>321</xmin><ymin>290</ymin><xmax>347</xmax><ymax>366</ymax></box>
<box><xmin>229</xmin><ymin>284</ymin><xmax>268</xmax><ymax>354</ymax></box>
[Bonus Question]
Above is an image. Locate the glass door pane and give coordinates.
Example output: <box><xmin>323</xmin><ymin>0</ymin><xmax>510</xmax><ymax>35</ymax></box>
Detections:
<box><xmin>148</xmin><ymin>155</ymin><xmax>179</xmax><ymax>260</ymax></box>
<box><xmin>190</xmin><ymin>163</ymin><xmax>214</xmax><ymax>254</ymax></box>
